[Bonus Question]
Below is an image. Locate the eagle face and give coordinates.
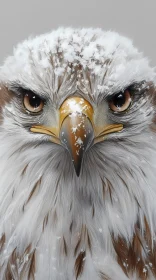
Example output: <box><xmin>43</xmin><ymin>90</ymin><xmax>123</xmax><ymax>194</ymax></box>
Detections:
<box><xmin>0</xmin><ymin>28</ymin><xmax>156</xmax><ymax>280</ymax></box>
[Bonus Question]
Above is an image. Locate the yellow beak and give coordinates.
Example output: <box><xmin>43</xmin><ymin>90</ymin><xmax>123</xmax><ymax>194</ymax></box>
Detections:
<box><xmin>30</xmin><ymin>97</ymin><xmax>123</xmax><ymax>176</ymax></box>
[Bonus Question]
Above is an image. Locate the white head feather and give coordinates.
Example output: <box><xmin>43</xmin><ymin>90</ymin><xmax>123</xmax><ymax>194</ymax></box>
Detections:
<box><xmin>0</xmin><ymin>28</ymin><xmax>156</xmax><ymax>280</ymax></box>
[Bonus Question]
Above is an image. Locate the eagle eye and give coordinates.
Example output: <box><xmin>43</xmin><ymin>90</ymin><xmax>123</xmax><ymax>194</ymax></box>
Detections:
<box><xmin>23</xmin><ymin>92</ymin><xmax>44</xmax><ymax>113</ymax></box>
<box><xmin>109</xmin><ymin>89</ymin><xmax>132</xmax><ymax>112</ymax></box>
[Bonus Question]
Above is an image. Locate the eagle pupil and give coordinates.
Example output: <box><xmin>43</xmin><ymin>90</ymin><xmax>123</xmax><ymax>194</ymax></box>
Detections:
<box><xmin>29</xmin><ymin>95</ymin><xmax>41</xmax><ymax>108</ymax></box>
<box><xmin>113</xmin><ymin>93</ymin><xmax>125</xmax><ymax>108</ymax></box>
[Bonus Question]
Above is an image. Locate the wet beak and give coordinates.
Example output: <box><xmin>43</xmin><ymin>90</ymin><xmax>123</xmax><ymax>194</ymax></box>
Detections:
<box><xmin>60</xmin><ymin>112</ymin><xmax>94</xmax><ymax>176</ymax></box>
<box><xmin>30</xmin><ymin>97</ymin><xmax>123</xmax><ymax>176</ymax></box>
<box><xmin>59</xmin><ymin>97</ymin><xmax>94</xmax><ymax>176</ymax></box>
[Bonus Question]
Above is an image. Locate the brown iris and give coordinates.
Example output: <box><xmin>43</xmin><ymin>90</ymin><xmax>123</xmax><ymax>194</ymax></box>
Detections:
<box><xmin>109</xmin><ymin>89</ymin><xmax>132</xmax><ymax>112</ymax></box>
<box><xmin>23</xmin><ymin>92</ymin><xmax>44</xmax><ymax>113</ymax></box>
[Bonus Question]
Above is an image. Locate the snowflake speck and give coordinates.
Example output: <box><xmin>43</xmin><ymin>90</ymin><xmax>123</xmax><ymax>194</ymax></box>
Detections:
<box><xmin>143</xmin><ymin>268</ymin><xmax>147</xmax><ymax>274</ymax></box>
<box><xmin>75</xmin><ymin>137</ymin><xmax>83</xmax><ymax>147</ymax></box>
<box><xmin>71</xmin><ymin>127</ymin><xmax>78</xmax><ymax>134</ymax></box>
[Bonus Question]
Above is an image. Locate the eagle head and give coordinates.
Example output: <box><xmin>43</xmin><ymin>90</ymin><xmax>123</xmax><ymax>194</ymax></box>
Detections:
<box><xmin>0</xmin><ymin>28</ymin><xmax>156</xmax><ymax>280</ymax></box>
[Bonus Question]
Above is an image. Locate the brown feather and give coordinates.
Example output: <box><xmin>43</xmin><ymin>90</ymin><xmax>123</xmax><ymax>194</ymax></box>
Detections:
<box><xmin>74</xmin><ymin>251</ymin><xmax>86</xmax><ymax>279</ymax></box>
<box><xmin>112</xmin><ymin>216</ymin><xmax>156</xmax><ymax>279</ymax></box>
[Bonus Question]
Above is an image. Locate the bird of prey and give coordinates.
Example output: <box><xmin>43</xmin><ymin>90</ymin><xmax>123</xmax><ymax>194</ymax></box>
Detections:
<box><xmin>0</xmin><ymin>28</ymin><xmax>156</xmax><ymax>280</ymax></box>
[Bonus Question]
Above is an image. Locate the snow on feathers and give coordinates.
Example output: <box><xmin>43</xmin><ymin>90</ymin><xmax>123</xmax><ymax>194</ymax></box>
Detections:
<box><xmin>0</xmin><ymin>28</ymin><xmax>155</xmax><ymax>280</ymax></box>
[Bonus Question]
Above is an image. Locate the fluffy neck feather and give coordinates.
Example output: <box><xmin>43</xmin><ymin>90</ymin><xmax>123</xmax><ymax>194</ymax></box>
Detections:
<box><xmin>0</xmin><ymin>126</ymin><xmax>156</xmax><ymax>279</ymax></box>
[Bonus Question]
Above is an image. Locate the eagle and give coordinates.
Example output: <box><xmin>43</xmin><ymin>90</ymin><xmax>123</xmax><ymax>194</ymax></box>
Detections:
<box><xmin>0</xmin><ymin>28</ymin><xmax>155</xmax><ymax>280</ymax></box>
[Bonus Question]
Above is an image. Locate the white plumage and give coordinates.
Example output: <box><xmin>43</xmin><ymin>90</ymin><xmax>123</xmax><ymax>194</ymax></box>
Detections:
<box><xmin>0</xmin><ymin>28</ymin><xmax>156</xmax><ymax>280</ymax></box>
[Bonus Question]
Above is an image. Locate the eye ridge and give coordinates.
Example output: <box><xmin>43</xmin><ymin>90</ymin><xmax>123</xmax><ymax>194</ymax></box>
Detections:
<box><xmin>109</xmin><ymin>89</ymin><xmax>132</xmax><ymax>113</ymax></box>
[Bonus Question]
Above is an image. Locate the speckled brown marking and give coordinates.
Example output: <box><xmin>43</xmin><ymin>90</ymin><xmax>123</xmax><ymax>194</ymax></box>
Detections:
<box><xmin>92</xmin><ymin>204</ymin><xmax>95</xmax><ymax>217</ymax></box>
<box><xmin>117</xmin><ymin>174</ymin><xmax>129</xmax><ymax>192</ymax></box>
<box><xmin>6</xmin><ymin>248</ymin><xmax>18</xmax><ymax>280</ymax></box>
<box><xmin>20</xmin><ymin>244</ymin><xmax>33</xmax><ymax>277</ymax></box>
<box><xmin>99</xmin><ymin>271</ymin><xmax>111</xmax><ymax>280</ymax></box>
<box><xmin>22</xmin><ymin>203</ymin><xmax>25</xmax><ymax>212</ymax></box>
<box><xmin>74</xmin><ymin>250</ymin><xmax>86</xmax><ymax>280</ymax></box>
<box><xmin>12</xmin><ymin>189</ymin><xmax>15</xmax><ymax>198</ymax></box>
<box><xmin>74</xmin><ymin>237</ymin><xmax>81</xmax><ymax>257</ymax></box>
<box><xmin>87</xmin><ymin>231</ymin><xmax>92</xmax><ymax>253</ymax></box>
<box><xmin>0</xmin><ymin>86</ymin><xmax>14</xmax><ymax>116</ymax></box>
<box><xmin>23</xmin><ymin>244</ymin><xmax>32</xmax><ymax>255</ymax></box>
<box><xmin>70</xmin><ymin>220</ymin><xmax>73</xmax><ymax>233</ymax></box>
<box><xmin>5</xmin><ymin>269</ymin><xmax>13</xmax><ymax>280</ymax></box>
<box><xmin>42</xmin><ymin>213</ymin><xmax>49</xmax><ymax>231</ymax></box>
<box><xmin>69</xmin><ymin>202</ymin><xmax>72</xmax><ymax>211</ymax></box>
<box><xmin>54</xmin><ymin>175</ymin><xmax>61</xmax><ymax>196</ymax></box>
<box><xmin>53</xmin><ymin>209</ymin><xmax>58</xmax><ymax>224</ymax></box>
<box><xmin>28</xmin><ymin>249</ymin><xmax>36</xmax><ymax>280</ymax></box>
<box><xmin>106</xmin><ymin>179</ymin><xmax>113</xmax><ymax>203</ymax></box>
<box><xmin>0</xmin><ymin>233</ymin><xmax>5</xmax><ymax>252</ymax></box>
<box><xmin>144</xmin><ymin>216</ymin><xmax>152</xmax><ymax>247</ymax></box>
<box><xmin>5</xmin><ymin>262</ymin><xmax>15</xmax><ymax>280</ymax></box>
<box><xmin>60</xmin><ymin>236</ymin><xmax>68</xmax><ymax>256</ymax></box>
<box><xmin>4</xmin><ymin>244</ymin><xmax>36</xmax><ymax>279</ymax></box>
<box><xmin>54</xmin><ymin>195</ymin><xmax>58</xmax><ymax>205</ymax></box>
<box><xmin>102</xmin><ymin>178</ymin><xmax>113</xmax><ymax>203</ymax></box>
<box><xmin>74</xmin><ymin>225</ymin><xmax>92</xmax><ymax>256</ymax></box>
<box><xmin>112</xmin><ymin>217</ymin><xmax>156</xmax><ymax>279</ymax></box>
<box><xmin>26</xmin><ymin>177</ymin><xmax>42</xmax><ymax>204</ymax></box>
<box><xmin>21</xmin><ymin>164</ymin><xmax>28</xmax><ymax>176</ymax></box>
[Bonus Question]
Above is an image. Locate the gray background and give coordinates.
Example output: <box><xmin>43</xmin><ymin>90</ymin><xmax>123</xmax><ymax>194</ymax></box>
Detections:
<box><xmin>0</xmin><ymin>0</ymin><xmax>156</xmax><ymax>65</ymax></box>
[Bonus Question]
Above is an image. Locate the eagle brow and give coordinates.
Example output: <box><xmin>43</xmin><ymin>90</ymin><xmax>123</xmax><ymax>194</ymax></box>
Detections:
<box><xmin>9</xmin><ymin>83</ymin><xmax>47</xmax><ymax>102</ymax></box>
<box><xmin>9</xmin><ymin>83</ymin><xmax>37</xmax><ymax>96</ymax></box>
<box><xmin>109</xmin><ymin>80</ymin><xmax>148</xmax><ymax>100</ymax></box>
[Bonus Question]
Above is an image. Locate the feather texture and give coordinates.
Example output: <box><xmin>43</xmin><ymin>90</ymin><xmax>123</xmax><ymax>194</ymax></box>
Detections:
<box><xmin>0</xmin><ymin>28</ymin><xmax>155</xmax><ymax>279</ymax></box>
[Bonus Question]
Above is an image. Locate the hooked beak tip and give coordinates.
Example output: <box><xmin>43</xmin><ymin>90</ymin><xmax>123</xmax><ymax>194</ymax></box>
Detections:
<box><xmin>73</xmin><ymin>161</ymin><xmax>81</xmax><ymax>177</ymax></box>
